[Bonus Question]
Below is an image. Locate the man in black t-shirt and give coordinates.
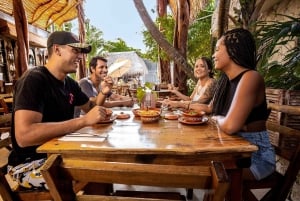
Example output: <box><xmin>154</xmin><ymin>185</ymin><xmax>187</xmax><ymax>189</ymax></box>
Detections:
<box><xmin>8</xmin><ymin>31</ymin><xmax>113</xmax><ymax>189</ymax></box>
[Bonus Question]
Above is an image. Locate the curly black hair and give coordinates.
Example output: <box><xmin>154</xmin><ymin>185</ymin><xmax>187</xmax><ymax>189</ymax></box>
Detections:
<box><xmin>212</xmin><ymin>28</ymin><xmax>257</xmax><ymax>115</ymax></box>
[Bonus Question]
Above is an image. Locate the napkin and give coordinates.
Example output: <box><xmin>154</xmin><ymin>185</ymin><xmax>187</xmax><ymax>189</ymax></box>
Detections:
<box><xmin>58</xmin><ymin>132</ymin><xmax>108</xmax><ymax>142</ymax></box>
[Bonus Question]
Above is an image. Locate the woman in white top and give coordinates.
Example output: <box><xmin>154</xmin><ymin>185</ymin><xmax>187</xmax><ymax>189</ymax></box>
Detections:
<box><xmin>163</xmin><ymin>57</ymin><xmax>216</xmax><ymax>109</ymax></box>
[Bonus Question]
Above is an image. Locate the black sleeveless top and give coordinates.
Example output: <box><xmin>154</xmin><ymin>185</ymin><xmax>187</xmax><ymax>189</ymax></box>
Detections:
<box><xmin>220</xmin><ymin>70</ymin><xmax>270</xmax><ymax>124</ymax></box>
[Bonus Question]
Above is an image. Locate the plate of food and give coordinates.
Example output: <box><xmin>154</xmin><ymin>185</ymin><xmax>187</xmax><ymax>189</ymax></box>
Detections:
<box><xmin>178</xmin><ymin>116</ymin><xmax>208</xmax><ymax>125</ymax></box>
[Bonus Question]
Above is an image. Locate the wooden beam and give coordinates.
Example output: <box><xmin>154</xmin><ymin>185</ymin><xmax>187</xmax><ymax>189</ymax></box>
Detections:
<box><xmin>0</xmin><ymin>18</ymin><xmax>46</xmax><ymax>47</ymax></box>
<box><xmin>268</xmin><ymin>103</ymin><xmax>300</xmax><ymax>115</ymax></box>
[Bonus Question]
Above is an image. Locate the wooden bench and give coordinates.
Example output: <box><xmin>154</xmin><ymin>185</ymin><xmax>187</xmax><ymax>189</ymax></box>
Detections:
<box><xmin>0</xmin><ymin>137</ymin><xmax>53</xmax><ymax>201</ymax></box>
<box><xmin>242</xmin><ymin>103</ymin><xmax>300</xmax><ymax>201</ymax></box>
<box><xmin>41</xmin><ymin>154</ymin><xmax>230</xmax><ymax>201</ymax></box>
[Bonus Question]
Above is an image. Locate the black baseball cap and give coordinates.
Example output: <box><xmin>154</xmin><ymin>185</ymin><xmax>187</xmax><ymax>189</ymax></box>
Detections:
<box><xmin>47</xmin><ymin>31</ymin><xmax>92</xmax><ymax>54</ymax></box>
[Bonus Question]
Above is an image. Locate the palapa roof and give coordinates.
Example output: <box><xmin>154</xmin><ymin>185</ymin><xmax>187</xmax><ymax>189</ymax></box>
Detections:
<box><xmin>0</xmin><ymin>0</ymin><xmax>82</xmax><ymax>30</ymax></box>
<box><xmin>168</xmin><ymin>0</ymin><xmax>209</xmax><ymax>24</ymax></box>
<box><xmin>106</xmin><ymin>51</ymin><xmax>149</xmax><ymax>77</ymax></box>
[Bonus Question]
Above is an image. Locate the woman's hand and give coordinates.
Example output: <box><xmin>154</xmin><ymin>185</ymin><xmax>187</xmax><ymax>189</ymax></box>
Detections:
<box><xmin>168</xmin><ymin>84</ymin><xmax>179</xmax><ymax>94</ymax></box>
<box><xmin>161</xmin><ymin>99</ymin><xmax>178</xmax><ymax>108</ymax></box>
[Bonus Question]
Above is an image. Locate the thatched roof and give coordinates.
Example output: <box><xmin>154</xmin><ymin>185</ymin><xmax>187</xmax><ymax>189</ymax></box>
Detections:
<box><xmin>168</xmin><ymin>0</ymin><xmax>209</xmax><ymax>24</ymax></box>
<box><xmin>0</xmin><ymin>0</ymin><xmax>81</xmax><ymax>29</ymax></box>
<box><xmin>106</xmin><ymin>51</ymin><xmax>149</xmax><ymax>77</ymax></box>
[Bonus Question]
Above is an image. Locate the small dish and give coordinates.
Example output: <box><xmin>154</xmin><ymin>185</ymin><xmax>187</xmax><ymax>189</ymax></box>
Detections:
<box><xmin>164</xmin><ymin>112</ymin><xmax>179</xmax><ymax>120</ymax></box>
<box><xmin>178</xmin><ymin>116</ymin><xmax>208</xmax><ymax>125</ymax></box>
<box><xmin>116</xmin><ymin>112</ymin><xmax>130</xmax><ymax>119</ymax></box>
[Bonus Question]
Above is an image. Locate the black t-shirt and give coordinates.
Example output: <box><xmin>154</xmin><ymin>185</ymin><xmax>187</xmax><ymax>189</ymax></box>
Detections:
<box><xmin>8</xmin><ymin>66</ymin><xmax>89</xmax><ymax>166</ymax></box>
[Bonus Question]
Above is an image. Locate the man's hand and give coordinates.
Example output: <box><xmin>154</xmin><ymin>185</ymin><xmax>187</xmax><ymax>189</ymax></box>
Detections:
<box><xmin>100</xmin><ymin>76</ymin><xmax>113</xmax><ymax>94</ymax></box>
<box><xmin>83</xmin><ymin>106</ymin><xmax>106</xmax><ymax>125</ymax></box>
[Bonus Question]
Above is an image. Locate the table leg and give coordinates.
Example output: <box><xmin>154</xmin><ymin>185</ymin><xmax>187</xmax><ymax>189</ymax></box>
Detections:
<box><xmin>226</xmin><ymin>168</ymin><xmax>243</xmax><ymax>201</ymax></box>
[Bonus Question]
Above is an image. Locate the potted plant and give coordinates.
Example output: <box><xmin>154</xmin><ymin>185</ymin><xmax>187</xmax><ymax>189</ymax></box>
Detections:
<box><xmin>136</xmin><ymin>82</ymin><xmax>157</xmax><ymax>109</ymax></box>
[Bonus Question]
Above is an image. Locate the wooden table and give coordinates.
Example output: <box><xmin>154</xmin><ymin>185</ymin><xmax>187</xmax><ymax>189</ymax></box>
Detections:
<box><xmin>37</xmin><ymin>109</ymin><xmax>257</xmax><ymax>201</ymax></box>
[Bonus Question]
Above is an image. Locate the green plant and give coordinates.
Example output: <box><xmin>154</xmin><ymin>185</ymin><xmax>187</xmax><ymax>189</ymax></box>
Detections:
<box><xmin>136</xmin><ymin>82</ymin><xmax>155</xmax><ymax>104</ymax></box>
<box><xmin>255</xmin><ymin>15</ymin><xmax>300</xmax><ymax>90</ymax></box>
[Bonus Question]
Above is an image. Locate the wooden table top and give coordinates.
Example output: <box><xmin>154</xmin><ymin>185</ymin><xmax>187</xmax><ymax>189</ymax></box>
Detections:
<box><xmin>37</xmin><ymin>109</ymin><xmax>257</xmax><ymax>165</ymax></box>
<box><xmin>37</xmin><ymin>109</ymin><xmax>258</xmax><ymax>201</ymax></box>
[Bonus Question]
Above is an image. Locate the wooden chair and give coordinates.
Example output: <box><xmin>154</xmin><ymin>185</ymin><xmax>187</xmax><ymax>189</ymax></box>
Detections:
<box><xmin>0</xmin><ymin>98</ymin><xmax>10</xmax><ymax>114</ymax></box>
<box><xmin>0</xmin><ymin>98</ymin><xmax>53</xmax><ymax>201</ymax></box>
<box><xmin>41</xmin><ymin>154</ymin><xmax>230</xmax><ymax>201</ymax></box>
<box><xmin>0</xmin><ymin>103</ymin><xmax>11</xmax><ymax>151</ymax></box>
<box><xmin>0</xmin><ymin>137</ymin><xmax>53</xmax><ymax>201</ymax></box>
<box><xmin>242</xmin><ymin>104</ymin><xmax>300</xmax><ymax>201</ymax></box>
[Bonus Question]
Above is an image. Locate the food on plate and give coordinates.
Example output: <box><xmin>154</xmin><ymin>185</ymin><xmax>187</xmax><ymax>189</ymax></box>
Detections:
<box><xmin>181</xmin><ymin>110</ymin><xmax>205</xmax><ymax>117</ymax></box>
<box><xmin>181</xmin><ymin>110</ymin><xmax>205</xmax><ymax>122</ymax></box>
<box><xmin>138</xmin><ymin>110</ymin><xmax>160</xmax><ymax>117</ymax></box>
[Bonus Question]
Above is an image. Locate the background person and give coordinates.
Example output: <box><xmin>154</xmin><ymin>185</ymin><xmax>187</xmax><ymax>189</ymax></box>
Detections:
<box><xmin>75</xmin><ymin>56</ymin><xmax>134</xmax><ymax>117</ymax></box>
<box><xmin>8</xmin><ymin>31</ymin><xmax>113</xmax><ymax>190</ymax></box>
<box><xmin>162</xmin><ymin>57</ymin><xmax>216</xmax><ymax>110</ymax></box>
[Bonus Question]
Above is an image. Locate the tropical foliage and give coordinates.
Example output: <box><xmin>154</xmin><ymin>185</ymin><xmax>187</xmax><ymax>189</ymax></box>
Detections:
<box><xmin>255</xmin><ymin>15</ymin><xmax>300</xmax><ymax>90</ymax></box>
<box><xmin>103</xmin><ymin>38</ymin><xmax>140</xmax><ymax>54</ymax></box>
<box><xmin>187</xmin><ymin>3</ymin><xmax>214</xmax><ymax>64</ymax></box>
<box><xmin>84</xmin><ymin>19</ymin><xmax>105</xmax><ymax>59</ymax></box>
<box><xmin>142</xmin><ymin>15</ymin><xmax>175</xmax><ymax>61</ymax></box>
<box><xmin>83</xmin><ymin>19</ymin><xmax>141</xmax><ymax>61</ymax></box>
<box><xmin>141</xmin><ymin>4</ymin><xmax>213</xmax><ymax>65</ymax></box>
<box><xmin>141</xmin><ymin>4</ymin><xmax>213</xmax><ymax>95</ymax></box>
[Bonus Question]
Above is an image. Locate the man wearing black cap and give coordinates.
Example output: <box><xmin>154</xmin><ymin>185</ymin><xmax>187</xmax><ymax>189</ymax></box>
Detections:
<box><xmin>7</xmin><ymin>31</ymin><xmax>113</xmax><ymax>190</ymax></box>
